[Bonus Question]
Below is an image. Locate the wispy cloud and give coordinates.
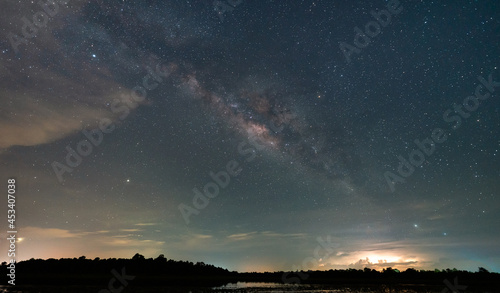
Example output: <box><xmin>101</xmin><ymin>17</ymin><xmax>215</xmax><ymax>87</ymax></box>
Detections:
<box><xmin>348</xmin><ymin>257</ymin><xmax>419</xmax><ymax>270</ymax></box>
<box><xmin>0</xmin><ymin>226</ymin><xmax>165</xmax><ymax>261</ymax></box>
<box><xmin>20</xmin><ymin>226</ymin><xmax>89</xmax><ymax>238</ymax></box>
<box><xmin>227</xmin><ymin>232</ymin><xmax>258</xmax><ymax>241</ymax></box>
<box><xmin>227</xmin><ymin>231</ymin><xmax>306</xmax><ymax>241</ymax></box>
<box><xmin>119</xmin><ymin>228</ymin><xmax>142</xmax><ymax>232</ymax></box>
<box><xmin>0</xmin><ymin>0</ymin><xmax>154</xmax><ymax>150</ymax></box>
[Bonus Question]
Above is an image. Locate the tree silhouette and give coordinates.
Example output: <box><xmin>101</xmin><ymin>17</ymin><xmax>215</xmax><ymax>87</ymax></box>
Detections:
<box><xmin>132</xmin><ymin>253</ymin><xmax>145</xmax><ymax>261</ymax></box>
<box><xmin>154</xmin><ymin>254</ymin><xmax>167</xmax><ymax>262</ymax></box>
<box><xmin>0</xmin><ymin>256</ymin><xmax>499</xmax><ymax>291</ymax></box>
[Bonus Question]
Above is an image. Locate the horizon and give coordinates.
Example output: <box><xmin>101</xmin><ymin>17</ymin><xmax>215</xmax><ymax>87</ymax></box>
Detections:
<box><xmin>1</xmin><ymin>0</ymin><xmax>499</xmax><ymax>278</ymax></box>
<box><xmin>5</xmin><ymin>255</ymin><xmax>499</xmax><ymax>274</ymax></box>
<box><xmin>3</xmin><ymin>227</ymin><xmax>500</xmax><ymax>273</ymax></box>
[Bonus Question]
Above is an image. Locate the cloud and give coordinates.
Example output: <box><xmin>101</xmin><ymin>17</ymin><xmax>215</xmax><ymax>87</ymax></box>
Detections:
<box><xmin>227</xmin><ymin>231</ymin><xmax>306</xmax><ymax>241</ymax></box>
<box><xmin>348</xmin><ymin>257</ymin><xmax>419</xmax><ymax>270</ymax></box>
<box><xmin>194</xmin><ymin>234</ymin><xmax>213</xmax><ymax>239</ymax></box>
<box><xmin>0</xmin><ymin>97</ymin><xmax>111</xmax><ymax>149</ymax></box>
<box><xmin>0</xmin><ymin>56</ymin><xmax>132</xmax><ymax>149</ymax></box>
<box><xmin>119</xmin><ymin>228</ymin><xmax>142</xmax><ymax>232</ymax></box>
<box><xmin>20</xmin><ymin>226</ymin><xmax>88</xmax><ymax>239</ymax></box>
<box><xmin>0</xmin><ymin>226</ymin><xmax>165</xmax><ymax>262</ymax></box>
<box><xmin>134</xmin><ymin>223</ymin><xmax>159</xmax><ymax>226</ymax></box>
<box><xmin>102</xmin><ymin>238</ymin><xmax>164</xmax><ymax>247</ymax></box>
<box><xmin>321</xmin><ymin>236</ymin><xmax>499</xmax><ymax>271</ymax></box>
<box><xmin>0</xmin><ymin>1</ymin><xmax>158</xmax><ymax>150</ymax></box>
<box><xmin>261</xmin><ymin>231</ymin><xmax>307</xmax><ymax>238</ymax></box>
<box><xmin>227</xmin><ymin>232</ymin><xmax>258</xmax><ymax>241</ymax></box>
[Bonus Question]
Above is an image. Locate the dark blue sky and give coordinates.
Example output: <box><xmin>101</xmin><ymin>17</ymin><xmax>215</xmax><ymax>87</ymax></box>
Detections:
<box><xmin>0</xmin><ymin>0</ymin><xmax>499</xmax><ymax>272</ymax></box>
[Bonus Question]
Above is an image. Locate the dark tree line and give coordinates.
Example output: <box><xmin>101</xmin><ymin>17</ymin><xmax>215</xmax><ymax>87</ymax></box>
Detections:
<box><xmin>1</xmin><ymin>254</ymin><xmax>499</xmax><ymax>292</ymax></box>
<box><xmin>239</xmin><ymin>266</ymin><xmax>500</xmax><ymax>292</ymax></box>
<box><xmin>1</xmin><ymin>253</ymin><xmax>237</xmax><ymax>288</ymax></box>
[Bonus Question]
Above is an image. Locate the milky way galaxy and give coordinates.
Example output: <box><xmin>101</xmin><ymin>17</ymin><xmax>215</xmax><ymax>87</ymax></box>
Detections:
<box><xmin>0</xmin><ymin>0</ymin><xmax>499</xmax><ymax>273</ymax></box>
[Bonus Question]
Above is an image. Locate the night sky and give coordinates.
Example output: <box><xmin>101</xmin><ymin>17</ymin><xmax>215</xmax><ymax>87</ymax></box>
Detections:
<box><xmin>1</xmin><ymin>0</ymin><xmax>499</xmax><ymax>273</ymax></box>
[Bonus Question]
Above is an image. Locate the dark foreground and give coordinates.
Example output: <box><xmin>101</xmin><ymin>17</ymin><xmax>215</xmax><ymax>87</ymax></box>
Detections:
<box><xmin>1</xmin><ymin>256</ymin><xmax>499</xmax><ymax>292</ymax></box>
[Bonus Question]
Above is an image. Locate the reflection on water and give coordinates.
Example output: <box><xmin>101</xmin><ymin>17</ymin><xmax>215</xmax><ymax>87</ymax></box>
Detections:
<box><xmin>210</xmin><ymin>282</ymin><xmax>439</xmax><ymax>293</ymax></box>
<box><xmin>214</xmin><ymin>282</ymin><xmax>294</xmax><ymax>289</ymax></box>
<box><xmin>212</xmin><ymin>282</ymin><xmax>342</xmax><ymax>292</ymax></box>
